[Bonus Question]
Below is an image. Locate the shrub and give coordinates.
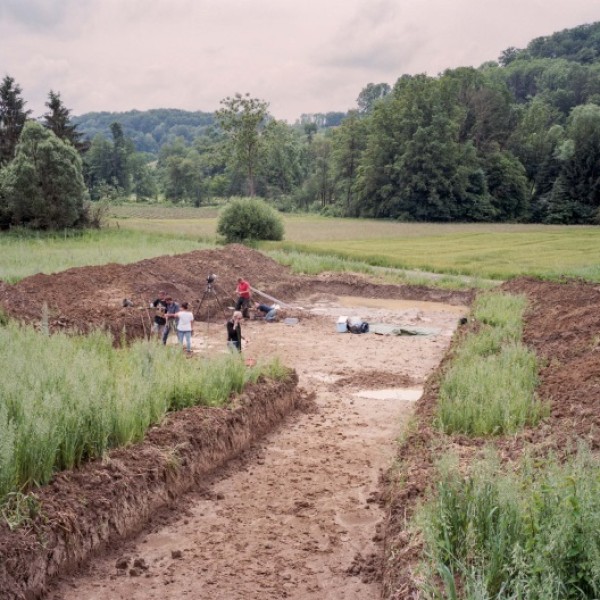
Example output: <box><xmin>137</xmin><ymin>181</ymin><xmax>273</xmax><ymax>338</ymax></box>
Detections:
<box><xmin>217</xmin><ymin>196</ymin><xmax>284</xmax><ymax>243</ymax></box>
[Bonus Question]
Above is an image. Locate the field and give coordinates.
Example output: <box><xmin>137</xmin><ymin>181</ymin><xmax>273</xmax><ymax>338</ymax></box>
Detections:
<box><xmin>111</xmin><ymin>205</ymin><xmax>600</xmax><ymax>280</ymax></box>
<box><xmin>0</xmin><ymin>211</ymin><xmax>599</xmax><ymax>599</ymax></box>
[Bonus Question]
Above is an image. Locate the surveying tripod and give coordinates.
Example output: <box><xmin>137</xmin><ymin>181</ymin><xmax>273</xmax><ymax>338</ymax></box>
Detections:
<box><xmin>194</xmin><ymin>276</ymin><xmax>230</xmax><ymax>327</ymax></box>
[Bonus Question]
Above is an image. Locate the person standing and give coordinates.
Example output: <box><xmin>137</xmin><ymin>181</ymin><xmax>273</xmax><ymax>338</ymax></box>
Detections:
<box><xmin>234</xmin><ymin>277</ymin><xmax>251</xmax><ymax>316</ymax></box>
<box><xmin>150</xmin><ymin>290</ymin><xmax>167</xmax><ymax>336</ymax></box>
<box><xmin>162</xmin><ymin>296</ymin><xmax>180</xmax><ymax>345</ymax></box>
<box><xmin>174</xmin><ymin>301</ymin><xmax>194</xmax><ymax>353</ymax></box>
<box><xmin>226</xmin><ymin>311</ymin><xmax>246</xmax><ymax>352</ymax></box>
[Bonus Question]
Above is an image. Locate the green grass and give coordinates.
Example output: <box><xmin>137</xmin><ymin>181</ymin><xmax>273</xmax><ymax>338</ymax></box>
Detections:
<box><xmin>418</xmin><ymin>446</ymin><xmax>600</xmax><ymax>599</ymax></box>
<box><xmin>265</xmin><ymin>248</ymin><xmax>494</xmax><ymax>289</ymax></box>
<box><xmin>262</xmin><ymin>221</ymin><xmax>600</xmax><ymax>281</ymax></box>
<box><xmin>435</xmin><ymin>292</ymin><xmax>546</xmax><ymax>436</ymax></box>
<box><xmin>0</xmin><ymin>320</ymin><xmax>285</xmax><ymax>504</ymax></box>
<box><xmin>0</xmin><ymin>228</ymin><xmax>212</xmax><ymax>283</ymax></box>
<box><xmin>106</xmin><ymin>208</ymin><xmax>600</xmax><ymax>282</ymax></box>
<box><xmin>4</xmin><ymin>210</ymin><xmax>598</xmax><ymax>284</ymax></box>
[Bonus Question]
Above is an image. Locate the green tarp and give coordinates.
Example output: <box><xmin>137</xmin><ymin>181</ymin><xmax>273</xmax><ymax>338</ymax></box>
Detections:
<box><xmin>368</xmin><ymin>323</ymin><xmax>441</xmax><ymax>336</ymax></box>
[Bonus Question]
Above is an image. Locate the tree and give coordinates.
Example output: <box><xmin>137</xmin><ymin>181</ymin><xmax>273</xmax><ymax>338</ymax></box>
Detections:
<box><xmin>482</xmin><ymin>150</ymin><xmax>529</xmax><ymax>220</ymax></box>
<box><xmin>110</xmin><ymin>122</ymin><xmax>133</xmax><ymax>193</ymax></box>
<box><xmin>0</xmin><ymin>75</ymin><xmax>31</xmax><ymax>166</ymax></box>
<box><xmin>260</xmin><ymin>120</ymin><xmax>303</xmax><ymax>199</ymax></box>
<box><xmin>43</xmin><ymin>90</ymin><xmax>87</xmax><ymax>152</ymax></box>
<box><xmin>356</xmin><ymin>82</ymin><xmax>391</xmax><ymax>114</ymax></box>
<box><xmin>355</xmin><ymin>74</ymin><xmax>493</xmax><ymax>221</ymax></box>
<box><xmin>546</xmin><ymin>104</ymin><xmax>600</xmax><ymax>223</ymax></box>
<box><xmin>129</xmin><ymin>153</ymin><xmax>158</xmax><ymax>200</ymax></box>
<box><xmin>215</xmin><ymin>93</ymin><xmax>269</xmax><ymax>196</ymax></box>
<box><xmin>217</xmin><ymin>197</ymin><xmax>284</xmax><ymax>243</ymax></box>
<box><xmin>0</xmin><ymin>121</ymin><xmax>88</xmax><ymax>229</ymax></box>
<box><xmin>331</xmin><ymin>110</ymin><xmax>367</xmax><ymax>215</ymax></box>
<box><xmin>498</xmin><ymin>47</ymin><xmax>522</xmax><ymax>67</ymax></box>
<box><xmin>84</xmin><ymin>134</ymin><xmax>115</xmax><ymax>198</ymax></box>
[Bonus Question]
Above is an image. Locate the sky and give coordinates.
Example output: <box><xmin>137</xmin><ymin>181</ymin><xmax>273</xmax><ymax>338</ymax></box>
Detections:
<box><xmin>1</xmin><ymin>0</ymin><xmax>599</xmax><ymax>123</ymax></box>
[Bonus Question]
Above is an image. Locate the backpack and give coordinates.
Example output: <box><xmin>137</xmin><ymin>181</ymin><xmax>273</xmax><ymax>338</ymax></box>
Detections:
<box><xmin>347</xmin><ymin>320</ymin><xmax>369</xmax><ymax>334</ymax></box>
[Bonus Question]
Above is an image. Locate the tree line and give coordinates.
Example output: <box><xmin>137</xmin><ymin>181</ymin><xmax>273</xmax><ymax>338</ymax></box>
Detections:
<box><xmin>2</xmin><ymin>20</ymin><xmax>600</xmax><ymax>230</ymax></box>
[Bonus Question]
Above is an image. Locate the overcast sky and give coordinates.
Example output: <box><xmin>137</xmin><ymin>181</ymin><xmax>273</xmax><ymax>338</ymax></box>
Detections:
<box><xmin>1</xmin><ymin>0</ymin><xmax>598</xmax><ymax>123</ymax></box>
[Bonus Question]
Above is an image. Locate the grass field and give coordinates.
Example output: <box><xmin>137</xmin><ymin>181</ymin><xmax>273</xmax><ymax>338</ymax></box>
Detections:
<box><xmin>2</xmin><ymin>207</ymin><xmax>598</xmax><ymax>283</ymax></box>
<box><xmin>264</xmin><ymin>220</ymin><xmax>600</xmax><ymax>281</ymax></box>
<box><xmin>112</xmin><ymin>208</ymin><xmax>600</xmax><ymax>281</ymax></box>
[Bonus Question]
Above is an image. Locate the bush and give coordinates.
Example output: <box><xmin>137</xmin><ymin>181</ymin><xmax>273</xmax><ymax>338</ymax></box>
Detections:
<box><xmin>217</xmin><ymin>196</ymin><xmax>284</xmax><ymax>243</ymax></box>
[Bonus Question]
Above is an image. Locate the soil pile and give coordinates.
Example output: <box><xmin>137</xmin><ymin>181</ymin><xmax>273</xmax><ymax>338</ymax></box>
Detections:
<box><xmin>0</xmin><ymin>244</ymin><xmax>473</xmax><ymax>341</ymax></box>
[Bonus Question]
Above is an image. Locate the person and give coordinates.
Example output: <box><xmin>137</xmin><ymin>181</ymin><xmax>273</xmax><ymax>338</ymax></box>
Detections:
<box><xmin>253</xmin><ymin>301</ymin><xmax>279</xmax><ymax>322</ymax></box>
<box><xmin>226</xmin><ymin>310</ymin><xmax>246</xmax><ymax>352</ymax></box>
<box><xmin>234</xmin><ymin>277</ymin><xmax>252</xmax><ymax>316</ymax></box>
<box><xmin>162</xmin><ymin>296</ymin><xmax>180</xmax><ymax>345</ymax></box>
<box><xmin>174</xmin><ymin>301</ymin><xmax>194</xmax><ymax>353</ymax></box>
<box><xmin>150</xmin><ymin>290</ymin><xmax>167</xmax><ymax>336</ymax></box>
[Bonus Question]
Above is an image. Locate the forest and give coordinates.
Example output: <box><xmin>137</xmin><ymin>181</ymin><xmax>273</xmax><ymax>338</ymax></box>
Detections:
<box><xmin>2</xmin><ymin>20</ymin><xmax>600</xmax><ymax>228</ymax></box>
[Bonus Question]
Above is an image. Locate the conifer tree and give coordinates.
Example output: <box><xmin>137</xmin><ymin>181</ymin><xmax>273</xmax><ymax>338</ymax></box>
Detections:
<box><xmin>0</xmin><ymin>75</ymin><xmax>31</xmax><ymax>166</ymax></box>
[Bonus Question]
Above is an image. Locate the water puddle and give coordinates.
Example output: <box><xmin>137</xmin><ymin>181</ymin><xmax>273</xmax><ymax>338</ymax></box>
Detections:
<box><xmin>354</xmin><ymin>387</ymin><xmax>423</xmax><ymax>402</ymax></box>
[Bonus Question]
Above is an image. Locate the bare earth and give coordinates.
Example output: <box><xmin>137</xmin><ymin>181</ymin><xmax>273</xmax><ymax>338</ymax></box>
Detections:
<box><xmin>49</xmin><ymin>294</ymin><xmax>466</xmax><ymax>599</ymax></box>
<box><xmin>1</xmin><ymin>247</ymin><xmax>597</xmax><ymax>599</ymax></box>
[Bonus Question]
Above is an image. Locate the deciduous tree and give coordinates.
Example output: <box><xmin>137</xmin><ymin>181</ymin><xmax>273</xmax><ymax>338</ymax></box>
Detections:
<box><xmin>215</xmin><ymin>93</ymin><xmax>269</xmax><ymax>196</ymax></box>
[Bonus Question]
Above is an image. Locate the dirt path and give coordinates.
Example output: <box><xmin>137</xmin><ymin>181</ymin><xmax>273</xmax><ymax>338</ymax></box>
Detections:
<box><xmin>51</xmin><ymin>295</ymin><xmax>466</xmax><ymax>600</ymax></box>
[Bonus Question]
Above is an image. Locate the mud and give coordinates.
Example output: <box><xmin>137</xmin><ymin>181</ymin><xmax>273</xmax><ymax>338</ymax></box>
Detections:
<box><xmin>0</xmin><ymin>245</ymin><xmax>470</xmax><ymax>599</ymax></box>
<box><xmin>1</xmin><ymin>247</ymin><xmax>593</xmax><ymax>599</ymax></box>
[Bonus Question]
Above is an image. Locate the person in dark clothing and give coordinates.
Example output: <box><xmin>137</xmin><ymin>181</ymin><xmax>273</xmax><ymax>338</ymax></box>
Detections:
<box><xmin>253</xmin><ymin>301</ymin><xmax>278</xmax><ymax>322</ymax></box>
<box><xmin>226</xmin><ymin>310</ymin><xmax>246</xmax><ymax>352</ymax></box>
<box><xmin>162</xmin><ymin>296</ymin><xmax>180</xmax><ymax>345</ymax></box>
<box><xmin>150</xmin><ymin>290</ymin><xmax>167</xmax><ymax>337</ymax></box>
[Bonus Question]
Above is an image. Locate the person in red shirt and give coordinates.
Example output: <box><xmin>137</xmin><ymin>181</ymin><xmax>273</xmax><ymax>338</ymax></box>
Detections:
<box><xmin>234</xmin><ymin>277</ymin><xmax>251</xmax><ymax>316</ymax></box>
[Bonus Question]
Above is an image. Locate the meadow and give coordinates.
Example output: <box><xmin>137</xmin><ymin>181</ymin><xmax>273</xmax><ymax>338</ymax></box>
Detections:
<box><xmin>3</xmin><ymin>206</ymin><xmax>599</xmax><ymax>284</ymax></box>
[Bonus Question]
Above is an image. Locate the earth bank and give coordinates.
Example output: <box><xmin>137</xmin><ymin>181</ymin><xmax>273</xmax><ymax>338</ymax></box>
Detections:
<box><xmin>381</xmin><ymin>276</ymin><xmax>600</xmax><ymax>598</ymax></box>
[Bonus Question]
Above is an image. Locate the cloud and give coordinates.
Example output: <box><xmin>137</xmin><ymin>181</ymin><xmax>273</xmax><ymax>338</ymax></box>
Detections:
<box><xmin>0</xmin><ymin>0</ymin><xmax>84</xmax><ymax>32</ymax></box>
<box><xmin>0</xmin><ymin>0</ymin><xmax>598</xmax><ymax>122</ymax></box>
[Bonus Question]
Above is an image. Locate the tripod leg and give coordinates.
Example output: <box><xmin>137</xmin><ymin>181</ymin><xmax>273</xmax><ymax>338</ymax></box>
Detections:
<box><xmin>212</xmin><ymin>285</ymin><xmax>232</xmax><ymax>317</ymax></box>
<box><xmin>194</xmin><ymin>289</ymin><xmax>210</xmax><ymax>319</ymax></box>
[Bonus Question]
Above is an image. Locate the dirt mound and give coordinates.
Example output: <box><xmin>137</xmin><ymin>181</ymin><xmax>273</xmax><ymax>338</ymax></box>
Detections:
<box><xmin>381</xmin><ymin>276</ymin><xmax>600</xmax><ymax>598</ymax></box>
<box><xmin>0</xmin><ymin>245</ymin><xmax>292</xmax><ymax>341</ymax></box>
<box><xmin>0</xmin><ymin>245</ymin><xmax>473</xmax><ymax>342</ymax></box>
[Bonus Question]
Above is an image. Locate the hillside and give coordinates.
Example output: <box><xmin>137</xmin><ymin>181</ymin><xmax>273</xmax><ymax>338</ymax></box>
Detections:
<box><xmin>72</xmin><ymin>107</ymin><xmax>216</xmax><ymax>153</ymax></box>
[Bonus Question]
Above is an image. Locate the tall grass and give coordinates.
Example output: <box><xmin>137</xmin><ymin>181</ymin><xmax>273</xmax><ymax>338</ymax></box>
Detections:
<box><xmin>418</xmin><ymin>446</ymin><xmax>600</xmax><ymax>599</ymax></box>
<box><xmin>436</xmin><ymin>293</ymin><xmax>546</xmax><ymax>436</ymax></box>
<box><xmin>0</xmin><ymin>321</ymin><xmax>280</xmax><ymax>503</ymax></box>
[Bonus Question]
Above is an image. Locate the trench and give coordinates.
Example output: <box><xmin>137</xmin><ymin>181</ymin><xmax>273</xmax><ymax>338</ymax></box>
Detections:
<box><xmin>49</xmin><ymin>295</ymin><xmax>466</xmax><ymax>600</ymax></box>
